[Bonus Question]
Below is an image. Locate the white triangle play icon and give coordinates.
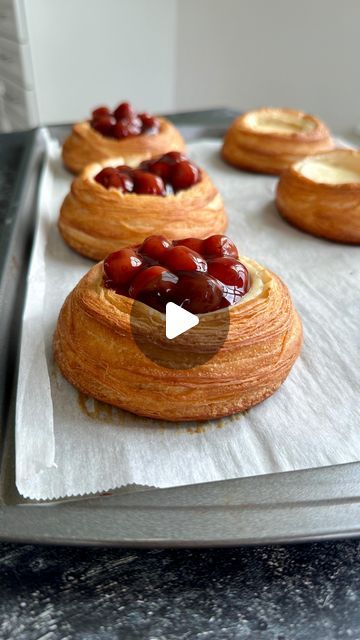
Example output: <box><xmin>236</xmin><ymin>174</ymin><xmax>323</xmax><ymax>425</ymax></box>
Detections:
<box><xmin>165</xmin><ymin>302</ymin><xmax>199</xmax><ymax>340</ymax></box>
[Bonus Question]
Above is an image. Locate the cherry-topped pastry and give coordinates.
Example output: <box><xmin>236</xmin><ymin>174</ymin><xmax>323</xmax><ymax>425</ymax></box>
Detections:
<box><xmin>59</xmin><ymin>156</ymin><xmax>227</xmax><ymax>261</ymax></box>
<box><xmin>62</xmin><ymin>100</ymin><xmax>185</xmax><ymax>174</ymax></box>
<box><xmin>103</xmin><ymin>235</ymin><xmax>250</xmax><ymax>313</ymax></box>
<box><xmin>94</xmin><ymin>151</ymin><xmax>200</xmax><ymax>195</ymax></box>
<box><xmin>90</xmin><ymin>101</ymin><xmax>160</xmax><ymax>139</ymax></box>
<box><xmin>55</xmin><ymin>231</ymin><xmax>302</xmax><ymax>421</ymax></box>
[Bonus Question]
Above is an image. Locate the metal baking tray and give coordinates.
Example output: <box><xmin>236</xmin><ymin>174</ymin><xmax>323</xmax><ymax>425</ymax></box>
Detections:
<box><xmin>1</xmin><ymin>109</ymin><xmax>360</xmax><ymax>547</ymax></box>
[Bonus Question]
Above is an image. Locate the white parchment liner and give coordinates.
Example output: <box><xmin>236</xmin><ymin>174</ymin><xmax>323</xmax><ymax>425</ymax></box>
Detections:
<box><xmin>16</xmin><ymin>136</ymin><xmax>360</xmax><ymax>499</ymax></box>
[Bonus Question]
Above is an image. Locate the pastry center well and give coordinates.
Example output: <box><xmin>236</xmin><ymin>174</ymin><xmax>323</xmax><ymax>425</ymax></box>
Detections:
<box><xmin>298</xmin><ymin>156</ymin><xmax>360</xmax><ymax>184</ymax></box>
<box><xmin>247</xmin><ymin>111</ymin><xmax>315</xmax><ymax>135</ymax></box>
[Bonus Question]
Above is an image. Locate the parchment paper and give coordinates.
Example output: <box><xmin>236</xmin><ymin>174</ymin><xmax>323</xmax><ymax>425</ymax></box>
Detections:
<box><xmin>16</xmin><ymin>135</ymin><xmax>360</xmax><ymax>499</ymax></box>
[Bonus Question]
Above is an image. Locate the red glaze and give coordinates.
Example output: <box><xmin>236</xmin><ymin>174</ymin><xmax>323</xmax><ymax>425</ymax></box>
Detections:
<box><xmin>94</xmin><ymin>167</ymin><xmax>134</xmax><ymax>192</ymax></box>
<box><xmin>103</xmin><ymin>235</ymin><xmax>250</xmax><ymax>314</ymax></box>
<box><xmin>139</xmin><ymin>235</ymin><xmax>172</xmax><ymax>261</ymax></box>
<box><xmin>103</xmin><ymin>248</ymin><xmax>145</xmax><ymax>289</ymax></box>
<box><xmin>174</xmin><ymin>272</ymin><xmax>224</xmax><ymax>314</ymax></box>
<box><xmin>128</xmin><ymin>266</ymin><xmax>178</xmax><ymax>312</ymax></box>
<box><xmin>163</xmin><ymin>246</ymin><xmax>207</xmax><ymax>273</ymax></box>
<box><xmin>132</xmin><ymin>170</ymin><xmax>166</xmax><ymax>195</ymax></box>
<box><xmin>91</xmin><ymin>114</ymin><xmax>116</xmax><ymax>136</ymax></box>
<box><xmin>171</xmin><ymin>160</ymin><xmax>200</xmax><ymax>192</ymax></box>
<box><xmin>92</xmin><ymin>106</ymin><xmax>111</xmax><ymax>118</ymax></box>
<box><xmin>202</xmin><ymin>235</ymin><xmax>239</xmax><ymax>259</ymax></box>
<box><xmin>113</xmin><ymin>117</ymin><xmax>142</xmax><ymax>139</ymax></box>
<box><xmin>207</xmin><ymin>257</ymin><xmax>248</xmax><ymax>291</ymax></box>
<box><xmin>113</xmin><ymin>101</ymin><xmax>135</xmax><ymax>120</ymax></box>
<box><xmin>174</xmin><ymin>238</ymin><xmax>204</xmax><ymax>253</ymax></box>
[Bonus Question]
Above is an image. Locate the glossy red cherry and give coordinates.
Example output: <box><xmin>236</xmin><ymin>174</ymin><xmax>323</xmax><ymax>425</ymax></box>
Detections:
<box><xmin>113</xmin><ymin>117</ymin><xmax>142</xmax><ymax>139</ymax></box>
<box><xmin>170</xmin><ymin>160</ymin><xmax>200</xmax><ymax>192</ymax></box>
<box><xmin>163</xmin><ymin>151</ymin><xmax>186</xmax><ymax>164</ymax></box>
<box><xmin>104</xmin><ymin>248</ymin><xmax>145</xmax><ymax>289</ymax></box>
<box><xmin>139</xmin><ymin>235</ymin><xmax>172</xmax><ymax>261</ymax></box>
<box><xmin>129</xmin><ymin>265</ymin><xmax>178</xmax><ymax>312</ymax></box>
<box><xmin>139</xmin><ymin>113</ymin><xmax>159</xmax><ymax>130</ymax></box>
<box><xmin>207</xmin><ymin>257</ymin><xmax>249</xmax><ymax>291</ymax></box>
<box><xmin>91</xmin><ymin>114</ymin><xmax>116</xmax><ymax>136</ymax></box>
<box><xmin>174</xmin><ymin>272</ymin><xmax>224</xmax><ymax>314</ymax></box>
<box><xmin>113</xmin><ymin>101</ymin><xmax>135</xmax><ymax>120</ymax></box>
<box><xmin>148</xmin><ymin>159</ymin><xmax>173</xmax><ymax>181</ymax></box>
<box><xmin>94</xmin><ymin>167</ymin><xmax>132</xmax><ymax>191</ymax></box>
<box><xmin>173</xmin><ymin>238</ymin><xmax>204</xmax><ymax>254</ymax></box>
<box><xmin>163</xmin><ymin>246</ymin><xmax>207</xmax><ymax>273</ymax></box>
<box><xmin>202</xmin><ymin>235</ymin><xmax>239</xmax><ymax>259</ymax></box>
<box><xmin>132</xmin><ymin>170</ymin><xmax>166</xmax><ymax>195</ymax></box>
<box><xmin>92</xmin><ymin>106</ymin><xmax>111</xmax><ymax>118</ymax></box>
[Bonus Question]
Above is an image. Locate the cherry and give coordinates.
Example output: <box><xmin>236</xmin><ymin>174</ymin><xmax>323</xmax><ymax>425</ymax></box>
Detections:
<box><xmin>139</xmin><ymin>113</ymin><xmax>159</xmax><ymax>130</ymax></box>
<box><xmin>129</xmin><ymin>265</ymin><xmax>178</xmax><ymax>312</ymax></box>
<box><xmin>163</xmin><ymin>151</ymin><xmax>186</xmax><ymax>164</ymax></box>
<box><xmin>113</xmin><ymin>117</ymin><xmax>142</xmax><ymax>139</ymax></box>
<box><xmin>174</xmin><ymin>272</ymin><xmax>224</xmax><ymax>314</ymax></box>
<box><xmin>207</xmin><ymin>257</ymin><xmax>249</xmax><ymax>292</ymax></box>
<box><xmin>202</xmin><ymin>235</ymin><xmax>239</xmax><ymax>259</ymax></box>
<box><xmin>92</xmin><ymin>106</ymin><xmax>111</xmax><ymax>118</ymax></box>
<box><xmin>132</xmin><ymin>170</ymin><xmax>166</xmax><ymax>195</ymax></box>
<box><xmin>170</xmin><ymin>160</ymin><xmax>200</xmax><ymax>192</ymax></box>
<box><xmin>139</xmin><ymin>235</ymin><xmax>172</xmax><ymax>261</ymax></box>
<box><xmin>174</xmin><ymin>238</ymin><xmax>204</xmax><ymax>254</ymax></box>
<box><xmin>113</xmin><ymin>101</ymin><xmax>135</xmax><ymax>120</ymax></box>
<box><xmin>104</xmin><ymin>248</ymin><xmax>145</xmax><ymax>289</ymax></box>
<box><xmin>148</xmin><ymin>159</ymin><xmax>173</xmax><ymax>181</ymax></box>
<box><xmin>91</xmin><ymin>114</ymin><xmax>116</xmax><ymax>136</ymax></box>
<box><xmin>94</xmin><ymin>167</ymin><xmax>133</xmax><ymax>191</ymax></box>
<box><xmin>163</xmin><ymin>245</ymin><xmax>207</xmax><ymax>273</ymax></box>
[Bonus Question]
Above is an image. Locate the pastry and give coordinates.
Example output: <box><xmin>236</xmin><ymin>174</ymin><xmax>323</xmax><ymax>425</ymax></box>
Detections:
<box><xmin>276</xmin><ymin>149</ymin><xmax>360</xmax><ymax>244</ymax></box>
<box><xmin>62</xmin><ymin>101</ymin><xmax>185</xmax><ymax>174</ymax></box>
<box><xmin>222</xmin><ymin>107</ymin><xmax>333</xmax><ymax>175</ymax></box>
<box><xmin>58</xmin><ymin>151</ymin><xmax>228</xmax><ymax>260</ymax></box>
<box><xmin>54</xmin><ymin>234</ymin><xmax>302</xmax><ymax>422</ymax></box>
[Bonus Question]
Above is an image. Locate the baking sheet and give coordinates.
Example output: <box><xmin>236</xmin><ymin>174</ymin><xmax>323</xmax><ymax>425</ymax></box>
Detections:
<box><xmin>16</xmin><ymin>134</ymin><xmax>360</xmax><ymax>500</ymax></box>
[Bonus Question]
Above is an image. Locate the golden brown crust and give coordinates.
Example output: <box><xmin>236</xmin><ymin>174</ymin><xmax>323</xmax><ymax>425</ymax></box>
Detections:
<box><xmin>53</xmin><ymin>259</ymin><xmax>302</xmax><ymax>422</ymax></box>
<box><xmin>58</xmin><ymin>158</ymin><xmax>228</xmax><ymax>260</ymax></box>
<box><xmin>222</xmin><ymin>108</ymin><xmax>334</xmax><ymax>175</ymax></box>
<box><xmin>62</xmin><ymin>117</ymin><xmax>186</xmax><ymax>174</ymax></box>
<box><xmin>276</xmin><ymin>149</ymin><xmax>360</xmax><ymax>244</ymax></box>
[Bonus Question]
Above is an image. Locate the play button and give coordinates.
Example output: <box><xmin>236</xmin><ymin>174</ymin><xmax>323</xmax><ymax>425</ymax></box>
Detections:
<box><xmin>165</xmin><ymin>302</ymin><xmax>199</xmax><ymax>339</ymax></box>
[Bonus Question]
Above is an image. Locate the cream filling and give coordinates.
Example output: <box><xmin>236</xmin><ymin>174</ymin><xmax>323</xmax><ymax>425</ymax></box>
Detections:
<box><xmin>235</xmin><ymin>259</ymin><xmax>264</xmax><ymax>305</ymax></box>
<box><xmin>298</xmin><ymin>158</ymin><xmax>360</xmax><ymax>184</ymax></box>
<box><xmin>246</xmin><ymin>111</ymin><xmax>315</xmax><ymax>135</ymax></box>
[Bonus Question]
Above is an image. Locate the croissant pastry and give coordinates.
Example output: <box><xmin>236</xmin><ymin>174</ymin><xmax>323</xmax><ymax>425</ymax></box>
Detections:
<box><xmin>276</xmin><ymin>149</ymin><xmax>360</xmax><ymax>244</ymax></box>
<box><xmin>62</xmin><ymin>101</ymin><xmax>185</xmax><ymax>174</ymax></box>
<box><xmin>222</xmin><ymin>108</ymin><xmax>333</xmax><ymax>175</ymax></box>
<box><xmin>58</xmin><ymin>152</ymin><xmax>227</xmax><ymax>261</ymax></box>
<box><xmin>54</xmin><ymin>234</ymin><xmax>302</xmax><ymax>422</ymax></box>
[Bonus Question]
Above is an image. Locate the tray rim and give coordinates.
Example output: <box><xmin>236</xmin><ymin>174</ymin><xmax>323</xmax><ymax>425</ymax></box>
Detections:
<box><xmin>1</xmin><ymin>110</ymin><xmax>360</xmax><ymax>547</ymax></box>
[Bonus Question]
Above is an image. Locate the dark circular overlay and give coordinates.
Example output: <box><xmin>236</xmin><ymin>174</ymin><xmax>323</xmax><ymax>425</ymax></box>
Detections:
<box><xmin>130</xmin><ymin>302</ymin><xmax>230</xmax><ymax>370</ymax></box>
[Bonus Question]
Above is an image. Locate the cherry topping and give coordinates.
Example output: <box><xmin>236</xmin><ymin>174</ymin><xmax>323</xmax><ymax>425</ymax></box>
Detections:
<box><xmin>91</xmin><ymin>114</ymin><xmax>116</xmax><ymax>136</ymax></box>
<box><xmin>163</xmin><ymin>246</ymin><xmax>207</xmax><ymax>273</ymax></box>
<box><xmin>139</xmin><ymin>235</ymin><xmax>172</xmax><ymax>261</ymax></box>
<box><xmin>113</xmin><ymin>117</ymin><xmax>142</xmax><ymax>139</ymax></box>
<box><xmin>171</xmin><ymin>160</ymin><xmax>200</xmax><ymax>192</ymax></box>
<box><xmin>92</xmin><ymin>106</ymin><xmax>111</xmax><ymax>118</ymax></box>
<box><xmin>207</xmin><ymin>257</ymin><xmax>248</xmax><ymax>291</ymax></box>
<box><xmin>113</xmin><ymin>101</ymin><xmax>135</xmax><ymax>120</ymax></box>
<box><xmin>139</xmin><ymin>113</ymin><xmax>158</xmax><ymax>130</ymax></box>
<box><xmin>174</xmin><ymin>272</ymin><xmax>224</xmax><ymax>314</ymax></box>
<box><xmin>94</xmin><ymin>167</ymin><xmax>133</xmax><ymax>191</ymax></box>
<box><xmin>104</xmin><ymin>248</ymin><xmax>144</xmax><ymax>289</ymax></box>
<box><xmin>132</xmin><ymin>170</ymin><xmax>166</xmax><ymax>195</ymax></box>
<box><xmin>202</xmin><ymin>235</ymin><xmax>239</xmax><ymax>259</ymax></box>
<box><xmin>174</xmin><ymin>238</ymin><xmax>204</xmax><ymax>254</ymax></box>
<box><xmin>129</xmin><ymin>266</ymin><xmax>178</xmax><ymax>312</ymax></box>
<box><xmin>103</xmin><ymin>235</ymin><xmax>249</xmax><ymax>314</ymax></box>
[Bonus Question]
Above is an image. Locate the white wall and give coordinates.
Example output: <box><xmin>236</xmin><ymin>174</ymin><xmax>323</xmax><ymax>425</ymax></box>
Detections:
<box><xmin>25</xmin><ymin>0</ymin><xmax>177</xmax><ymax>123</ymax></box>
<box><xmin>175</xmin><ymin>0</ymin><xmax>360</xmax><ymax>133</ymax></box>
